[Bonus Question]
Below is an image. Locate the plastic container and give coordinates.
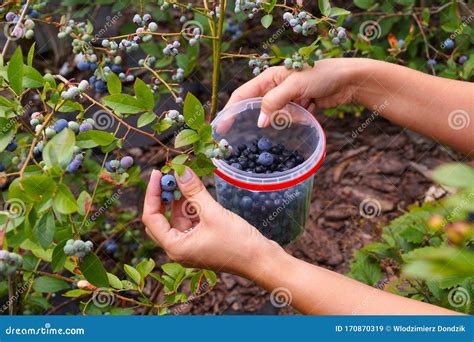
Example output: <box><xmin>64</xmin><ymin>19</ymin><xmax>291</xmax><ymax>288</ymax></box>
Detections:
<box><xmin>211</xmin><ymin>98</ymin><xmax>326</xmax><ymax>245</ymax></box>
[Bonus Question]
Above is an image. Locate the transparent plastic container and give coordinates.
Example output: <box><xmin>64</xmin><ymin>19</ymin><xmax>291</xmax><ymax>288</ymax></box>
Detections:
<box><xmin>211</xmin><ymin>98</ymin><xmax>326</xmax><ymax>246</ymax></box>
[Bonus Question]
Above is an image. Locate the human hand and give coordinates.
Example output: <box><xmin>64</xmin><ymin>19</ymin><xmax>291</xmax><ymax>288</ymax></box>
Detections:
<box><xmin>142</xmin><ymin>167</ymin><xmax>280</xmax><ymax>276</ymax></box>
<box><xmin>226</xmin><ymin>58</ymin><xmax>369</xmax><ymax>127</ymax></box>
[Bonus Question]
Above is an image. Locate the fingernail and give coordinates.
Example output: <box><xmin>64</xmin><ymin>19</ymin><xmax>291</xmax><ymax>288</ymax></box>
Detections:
<box><xmin>177</xmin><ymin>167</ymin><xmax>193</xmax><ymax>183</ymax></box>
<box><xmin>258</xmin><ymin>111</ymin><xmax>269</xmax><ymax>128</ymax></box>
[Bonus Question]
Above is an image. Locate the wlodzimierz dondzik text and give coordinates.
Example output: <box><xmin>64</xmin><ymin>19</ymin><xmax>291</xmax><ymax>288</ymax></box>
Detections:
<box><xmin>335</xmin><ymin>325</ymin><xmax>466</xmax><ymax>333</ymax></box>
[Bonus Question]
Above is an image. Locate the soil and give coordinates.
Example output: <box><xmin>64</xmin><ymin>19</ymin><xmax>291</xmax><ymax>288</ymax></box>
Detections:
<box><xmin>135</xmin><ymin>109</ymin><xmax>459</xmax><ymax>315</ymax></box>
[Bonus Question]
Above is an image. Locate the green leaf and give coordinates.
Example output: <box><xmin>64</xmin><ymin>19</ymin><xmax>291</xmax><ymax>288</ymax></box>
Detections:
<box><xmin>137</xmin><ymin>258</ymin><xmax>155</xmax><ymax>279</ymax></box>
<box><xmin>18</xmin><ymin>175</ymin><xmax>56</xmax><ymax>203</ymax></box>
<box><xmin>77</xmin><ymin>191</ymin><xmax>92</xmax><ymax>216</ymax></box>
<box><xmin>318</xmin><ymin>0</ymin><xmax>331</xmax><ymax>16</ymax></box>
<box><xmin>261</xmin><ymin>0</ymin><xmax>276</xmax><ymax>12</ymax></box>
<box><xmin>32</xmin><ymin>212</ymin><xmax>56</xmax><ymax>248</ymax></box>
<box><xmin>27</xmin><ymin>43</ymin><xmax>35</xmax><ymax>66</ymax></box>
<box><xmin>134</xmin><ymin>78</ymin><xmax>155</xmax><ymax>110</ymax></box>
<box><xmin>137</xmin><ymin>111</ymin><xmax>156</xmax><ymax>128</ymax></box>
<box><xmin>107</xmin><ymin>273</ymin><xmax>123</xmax><ymax>290</ymax></box>
<box><xmin>53</xmin><ymin>184</ymin><xmax>78</xmax><ymax>214</ymax></box>
<box><xmin>183</xmin><ymin>93</ymin><xmax>205</xmax><ymax>130</ymax></box>
<box><xmin>7</xmin><ymin>47</ymin><xmax>23</xmax><ymax>95</ymax></box>
<box><xmin>188</xmin><ymin>154</ymin><xmax>216</xmax><ymax>177</ymax></box>
<box><xmin>43</xmin><ymin>129</ymin><xmax>75</xmax><ymax>169</ymax></box>
<box><xmin>77</xmin><ymin>130</ymin><xmax>116</xmax><ymax>147</ymax></box>
<box><xmin>102</xmin><ymin>94</ymin><xmax>143</xmax><ymax>114</ymax></box>
<box><xmin>0</xmin><ymin>118</ymin><xmax>16</xmax><ymax>152</ymax></box>
<box><xmin>80</xmin><ymin>252</ymin><xmax>109</xmax><ymax>288</ymax></box>
<box><xmin>23</xmin><ymin>66</ymin><xmax>45</xmax><ymax>88</ymax></box>
<box><xmin>124</xmin><ymin>264</ymin><xmax>142</xmax><ymax>285</ymax></box>
<box><xmin>348</xmin><ymin>251</ymin><xmax>383</xmax><ymax>286</ymax></box>
<box><xmin>329</xmin><ymin>7</ymin><xmax>351</xmax><ymax>16</ymax></box>
<box><xmin>354</xmin><ymin>0</ymin><xmax>374</xmax><ymax>10</ymax></box>
<box><xmin>261</xmin><ymin>14</ymin><xmax>273</xmax><ymax>28</ymax></box>
<box><xmin>33</xmin><ymin>276</ymin><xmax>70</xmax><ymax>293</ymax></box>
<box><xmin>171</xmin><ymin>154</ymin><xmax>189</xmax><ymax>165</ymax></box>
<box><xmin>203</xmin><ymin>270</ymin><xmax>217</xmax><ymax>286</ymax></box>
<box><xmin>432</xmin><ymin>163</ymin><xmax>474</xmax><ymax>188</ymax></box>
<box><xmin>63</xmin><ymin>289</ymin><xmax>91</xmax><ymax>298</ymax></box>
<box><xmin>175</xmin><ymin>129</ymin><xmax>199</xmax><ymax>148</ymax></box>
<box><xmin>161</xmin><ymin>262</ymin><xmax>183</xmax><ymax>279</ymax></box>
<box><xmin>107</xmin><ymin>72</ymin><xmax>122</xmax><ymax>95</ymax></box>
<box><xmin>52</xmin><ymin>240</ymin><xmax>68</xmax><ymax>272</ymax></box>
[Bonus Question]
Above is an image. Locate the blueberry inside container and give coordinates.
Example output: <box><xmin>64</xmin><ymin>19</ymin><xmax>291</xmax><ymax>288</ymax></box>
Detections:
<box><xmin>211</xmin><ymin>98</ymin><xmax>326</xmax><ymax>245</ymax></box>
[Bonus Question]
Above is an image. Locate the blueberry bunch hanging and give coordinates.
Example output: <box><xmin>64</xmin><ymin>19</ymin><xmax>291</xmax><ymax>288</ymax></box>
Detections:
<box><xmin>105</xmin><ymin>156</ymin><xmax>135</xmax><ymax>175</ymax></box>
<box><xmin>160</xmin><ymin>174</ymin><xmax>182</xmax><ymax>204</ymax></box>
<box><xmin>64</xmin><ymin>239</ymin><xmax>94</xmax><ymax>258</ymax></box>
<box><xmin>283</xmin><ymin>53</ymin><xmax>304</xmax><ymax>71</ymax></box>
<box><xmin>0</xmin><ymin>251</ymin><xmax>23</xmax><ymax>280</ymax></box>
<box><xmin>328</xmin><ymin>26</ymin><xmax>348</xmax><ymax>47</ymax></box>
<box><xmin>283</xmin><ymin>11</ymin><xmax>316</xmax><ymax>36</ymax></box>
<box><xmin>249</xmin><ymin>54</ymin><xmax>270</xmax><ymax>76</ymax></box>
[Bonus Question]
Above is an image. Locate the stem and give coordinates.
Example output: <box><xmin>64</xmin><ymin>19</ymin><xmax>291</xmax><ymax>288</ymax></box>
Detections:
<box><xmin>2</xmin><ymin>0</ymin><xmax>33</xmax><ymax>56</ymax></box>
<box><xmin>210</xmin><ymin>0</ymin><xmax>226</xmax><ymax>119</ymax></box>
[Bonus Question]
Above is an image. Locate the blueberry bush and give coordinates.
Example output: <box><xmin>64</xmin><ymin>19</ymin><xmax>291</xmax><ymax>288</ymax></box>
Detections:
<box><xmin>0</xmin><ymin>0</ymin><xmax>472</xmax><ymax>315</ymax></box>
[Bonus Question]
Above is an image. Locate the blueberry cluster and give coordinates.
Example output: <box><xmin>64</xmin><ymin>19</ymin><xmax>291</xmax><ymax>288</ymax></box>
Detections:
<box><xmin>205</xmin><ymin>139</ymin><xmax>233</xmax><ymax>159</ymax></box>
<box><xmin>115</xmin><ymin>13</ymin><xmax>156</xmax><ymax>52</ymax></box>
<box><xmin>283</xmin><ymin>53</ymin><xmax>304</xmax><ymax>70</ymax></box>
<box><xmin>5</xmin><ymin>12</ymin><xmax>36</xmax><ymax>39</ymax></box>
<box><xmin>0</xmin><ymin>251</ymin><xmax>23</xmax><ymax>279</ymax></box>
<box><xmin>105</xmin><ymin>156</ymin><xmax>134</xmax><ymax>174</ymax></box>
<box><xmin>60</xmin><ymin>80</ymin><xmax>89</xmax><ymax>100</ymax></box>
<box><xmin>75</xmin><ymin>54</ymin><xmax>98</xmax><ymax>72</ymax></box>
<box><xmin>64</xmin><ymin>239</ymin><xmax>93</xmax><ymax>258</ymax></box>
<box><xmin>222</xmin><ymin>137</ymin><xmax>305</xmax><ymax>174</ymax></box>
<box><xmin>283</xmin><ymin>11</ymin><xmax>316</xmax><ymax>36</ymax></box>
<box><xmin>160</xmin><ymin>174</ymin><xmax>182</xmax><ymax>204</ymax></box>
<box><xmin>216</xmin><ymin>177</ymin><xmax>311</xmax><ymax>245</ymax></box>
<box><xmin>89</xmin><ymin>58</ymin><xmax>128</xmax><ymax>93</ymax></box>
<box><xmin>163</xmin><ymin>110</ymin><xmax>185</xmax><ymax>126</ymax></box>
<box><xmin>234</xmin><ymin>0</ymin><xmax>262</xmax><ymax>18</ymax></box>
<box><xmin>328</xmin><ymin>26</ymin><xmax>347</xmax><ymax>46</ymax></box>
<box><xmin>172</xmin><ymin>68</ymin><xmax>185</xmax><ymax>82</ymax></box>
<box><xmin>58</xmin><ymin>20</ymin><xmax>96</xmax><ymax>56</ymax></box>
<box><xmin>185</xmin><ymin>27</ymin><xmax>202</xmax><ymax>46</ymax></box>
<box><xmin>208</xmin><ymin>5</ymin><xmax>221</xmax><ymax>18</ymax></box>
<box><xmin>249</xmin><ymin>54</ymin><xmax>269</xmax><ymax>76</ymax></box>
<box><xmin>67</xmin><ymin>146</ymin><xmax>85</xmax><ymax>173</ymax></box>
<box><xmin>163</xmin><ymin>41</ymin><xmax>181</xmax><ymax>57</ymax></box>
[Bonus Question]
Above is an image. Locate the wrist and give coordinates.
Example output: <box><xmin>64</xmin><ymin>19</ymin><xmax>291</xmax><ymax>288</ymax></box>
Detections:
<box><xmin>343</xmin><ymin>58</ymin><xmax>383</xmax><ymax>105</ymax></box>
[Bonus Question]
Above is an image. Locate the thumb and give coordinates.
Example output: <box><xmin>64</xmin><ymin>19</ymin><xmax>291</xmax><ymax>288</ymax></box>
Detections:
<box><xmin>176</xmin><ymin>167</ymin><xmax>219</xmax><ymax>217</ymax></box>
<box><xmin>259</xmin><ymin>75</ymin><xmax>302</xmax><ymax>128</ymax></box>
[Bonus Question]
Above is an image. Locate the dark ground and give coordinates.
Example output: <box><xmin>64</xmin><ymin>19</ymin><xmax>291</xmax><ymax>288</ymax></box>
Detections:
<box><xmin>133</xmin><ymin>110</ymin><xmax>459</xmax><ymax>315</ymax></box>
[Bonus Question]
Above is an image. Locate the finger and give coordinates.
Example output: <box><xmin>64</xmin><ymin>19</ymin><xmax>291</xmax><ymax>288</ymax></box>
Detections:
<box><xmin>143</xmin><ymin>170</ymin><xmax>164</xmax><ymax>217</ymax></box>
<box><xmin>176</xmin><ymin>167</ymin><xmax>219</xmax><ymax>219</ymax></box>
<box><xmin>260</xmin><ymin>75</ymin><xmax>305</xmax><ymax>126</ymax></box>
<box><xmin>170</xmin><ymin>197</ymin><xmax>194</xmax><ymax>231</ymax></box>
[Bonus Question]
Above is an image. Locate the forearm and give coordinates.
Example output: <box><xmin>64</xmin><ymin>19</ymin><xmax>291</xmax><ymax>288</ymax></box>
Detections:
<box><xmin>244</xmin><ymin>242</ymin><xmax>458</xmax><ymax>315</ymax></box>
<box><xmin>351</xmin><ymin>59</ymin><xmax>474</xmax><ymax>154</ymax></box>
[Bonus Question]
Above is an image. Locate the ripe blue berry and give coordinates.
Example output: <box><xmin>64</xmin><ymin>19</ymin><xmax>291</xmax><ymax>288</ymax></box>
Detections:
<box><xmin>79</xmin><ymin>122</ymin><xmax>93</xmax><ymax>133</ymax></box>
<box><xmin>257</xmin><ymin>137</ymin><xmax>272</xmax><ymax>151</ymax></box>
<box><xmin>161</xmin><ymin>191</ymin><xmax>174</xmax><ymax>203</ymax></box>
<box><xmin>6</xmin><ymin>139</ymin><xmax>18</xmax><ymax>152</ymax></box>
<box><xmin>257</xmin><ymin>152</ymin><xmax>274</xmax><ymax>166</ymax></box>
<box><xmin>66</xmin><ymin>159</ymin><xmax>82</xmax><ymax>173</ymax></box>
<box><xmin>161</xmin><ymin>174</ymin><xmax>177</xmax><ymax>191</ymax></box>
<box><xmin>77</xmin><ymin>61</ymin><xmax>90</xmax><ymax>71</ymax></box>
<box><xmin>54</xmin><ymin>119</ymin><xmax>69</xmax><ymax>133</ymax></box>
<box><xmin>240</xmin><ymin>196</ymin><xmax>253</xmax><ymax>210</ymax></box>
<box><xmin>458</xmin><ymin>55</ymin><xmax>468</xmax><ymax>65</ymax></box>
<box><xmin>427</xmin><ymin>59</ymin><xmax>437</xmax><ymax>66</ymax></box>
<box><xmin>443</xmin><ymin>38</ymin><xmax>454</xmax><ymax>50</ymax></box>
<box><xmin>120</xmin><ymin>156</ymin><xmax>134</xmax><ymax>169</ymax></box>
